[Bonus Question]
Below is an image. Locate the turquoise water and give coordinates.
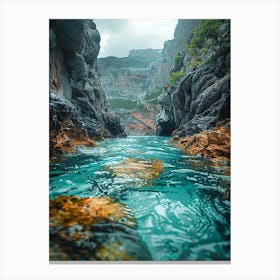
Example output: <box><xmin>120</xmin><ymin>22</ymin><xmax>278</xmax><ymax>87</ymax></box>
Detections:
<box><xmin>50</xmin><ymin>136</ymin><xmax>230</xmax><ymax>261</ymax></box>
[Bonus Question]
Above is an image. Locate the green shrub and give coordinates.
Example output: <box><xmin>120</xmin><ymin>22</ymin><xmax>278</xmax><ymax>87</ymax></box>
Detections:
<box><xmin>143</xmin><ymin>90</ymin><xmax>162</xmax><ymax>105</ymax></box>
<box><xmin>109</xmin><ymin>98</ymin><xmax>148</xmax><ymax>112</ymax></box>
<box><xmin>186</xmin><ymin>19</ymin><xmax>225</xmax><ymax>69</ymax></box>
<box><xmin>168</xmin><ymin>70</ymin><xmax>185</xmax><ymax>85</ymax></box>
<box><xmin>109</xmin><ymin>99</ymin><xmax>138</xmax><ymax>110</ymax></box>
<box><xmin>174</xmin><ymin>53</ymin><xmax>183</xmax><ymax>65</ymax></box>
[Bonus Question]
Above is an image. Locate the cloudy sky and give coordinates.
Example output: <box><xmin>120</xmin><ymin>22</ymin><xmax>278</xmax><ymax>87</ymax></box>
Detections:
<box><xmin>94</xmin><ymin>19</ymin><xmax>178</xmax><ymax>58</ymax></box>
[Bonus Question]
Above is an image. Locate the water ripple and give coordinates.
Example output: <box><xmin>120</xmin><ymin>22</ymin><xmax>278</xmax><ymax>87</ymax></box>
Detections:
<box><xmin>50</xmin><ymin>136</ymin><xmax>230</xmax><ymax>261</ymax></box>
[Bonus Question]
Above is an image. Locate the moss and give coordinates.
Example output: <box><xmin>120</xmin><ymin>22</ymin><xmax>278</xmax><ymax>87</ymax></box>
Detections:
<box><xmin>174</xmin><ymin>53</ymin><xmax>183</xmax><ymax>65</ymax></box>
<box><xmin>109</xmin><ymin>99</ymin><xmax>138</xmax><ymax>110</ymax></box>
<box><xmin>168</xmin><ymin>70</ymin><xmax>185</xmax><ymax>85</ymax></box>
<box><xmin>143</xmin><ymin>90</ymin><xmax>162</xmax><ymax>105</ymax></box>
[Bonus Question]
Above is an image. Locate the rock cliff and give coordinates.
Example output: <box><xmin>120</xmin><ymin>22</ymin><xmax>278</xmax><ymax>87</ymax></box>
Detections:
<box><xmin>49</xmin><ymin>20</ymin><xmax>125</xmax><ymax>159</ymax></box>
<box><xmin>156</xmin><ymin>19</ymin><xmax>230</xmax><ymax>163</ymax></box>
<box><xmin>97</xmin><ymin>20</ymin><xmax>201</xmax><ymax>135</ymax></box>
<box><xmin>98</xmin><ymin>49</ymin><xmax>161</xmax><ymax>100</ymax></box>
<box><xmin>98</xmin><ymin>49</ymin><xmax>161</xmax><ymax>135</ymax></box>
<box><xmin>146</xmin><ymin>19</ymin><xmax>200</xmax><ymax>95</ymax></box>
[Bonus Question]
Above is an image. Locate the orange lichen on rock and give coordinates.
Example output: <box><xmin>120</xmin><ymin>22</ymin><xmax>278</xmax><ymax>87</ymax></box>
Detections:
<box><xmin>173</xmin><ymin>125</ymin><xmax>230</xmax><ymax>163</ymax></box>
<box><xmin>50</xmin><ymin>195</ymin><xmax>135</xmax><ymax>232</ymax></box>
<box><xmin>50</xmin><ymin>120</ymin><xmax>97</xmax><ymax>160</ymax></box>
<box><xmin>106</xmin><ymin>158</ymin><xmax>163</xmax><ymax>182</ymax></box>
<box><xmin>49</xmin><ymin>195</ymin><xmax>137</xmax><ymax>260</ymax></box>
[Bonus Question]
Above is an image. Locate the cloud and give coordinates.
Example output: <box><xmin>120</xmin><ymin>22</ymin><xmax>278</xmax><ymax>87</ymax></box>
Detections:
<box><xmin>94</xmin><ymin>19</ymin><xmax>178</xmax><ymax>58</ymax></box>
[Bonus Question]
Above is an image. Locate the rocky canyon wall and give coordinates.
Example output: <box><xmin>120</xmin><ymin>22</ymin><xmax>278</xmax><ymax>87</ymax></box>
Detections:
<box><xmin>156</xmin><ymin>20</ymin><xmax>230</xmax><ymax>163</ymax></box>
<box><xmin>98</xmin><ymin>49</ymin><xmax>161</xmax><ymax>135</ymax></box>
<box><xmin>49</xmin><ymin>20</ymin><xmax>125</xmax><ymax>159</ymax></box>
<box><xmin>146</xmin><ymin>19</ymin><xmax>200</xmax><ymax>95</ymax></box>
<box><xmin>97</xmin><ymin>20</ymin><xmax>200</xmax><ymax>135</ymax></box>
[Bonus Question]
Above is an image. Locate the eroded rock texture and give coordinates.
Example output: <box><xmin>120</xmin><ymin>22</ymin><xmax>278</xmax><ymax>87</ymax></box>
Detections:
<box><xmin>49</xmin><ymin>20</ymin><xmax>125</xmax><ymax>159</ymax></box>
<box><xmin>156</xmin><ymin>21</ymin><xmax>230</xmax><ymax>139</ymax></box>
<box><xmin>97</xmin><ymin>21</ymin><xmax>200</xmax><ymax>136</ymax></box>
<box><xmin>98</xmin><ymin>49</ymin><xmax>161</xmax><ymax>100</ymax></box>
<box><xmin>173</xmin><ymin>124</ymin><xmax>230</xmax><ymax>164</ymax></box>
<box><xmin>98</xmin><ymin>49</ymin><xmax>162</xmax><ymax>135</ymax></box>
<box><xmin>146</xmin><ymin>19</ymin><xmax>200</xmax><ymax>94</ymax></box>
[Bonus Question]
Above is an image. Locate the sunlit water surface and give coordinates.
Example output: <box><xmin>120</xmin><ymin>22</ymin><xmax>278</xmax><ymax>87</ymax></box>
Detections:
<box><xmin>50</xmin><ymin>136</ymin><xmax>230</xmax><ymax>261</ymax></box>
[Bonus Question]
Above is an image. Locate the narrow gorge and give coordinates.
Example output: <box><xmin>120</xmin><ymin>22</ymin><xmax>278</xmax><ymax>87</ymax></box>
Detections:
<box><xmin>49</xmin><ymin>20</ymin><xmax>125</xmax><ymax>160</ymax></box>
<box><xmin>49</xmin><ymin>19</ymin><xmax>230</xmax><ymax>261</ymax></box>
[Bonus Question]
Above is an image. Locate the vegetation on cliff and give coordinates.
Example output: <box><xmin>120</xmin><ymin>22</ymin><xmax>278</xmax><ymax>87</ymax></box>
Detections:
<box><xmin>168</xmin><ymin>70</ymin><xmax>185</xmax><ymax>85</ymax></box>
<box><xmin>185</xmin><ymin>19</ymin><xmax>226</xmax><ymax>69</ymax></box>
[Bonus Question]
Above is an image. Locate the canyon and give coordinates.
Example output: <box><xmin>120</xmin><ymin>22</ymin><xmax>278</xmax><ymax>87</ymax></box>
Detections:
<box><xmin>97</xmin><ymin>20</ymin><xmax>200</xmax><ymax>135</ymax></box>
<box><xmin>49</xmin><ymin>19</ymin><xmax>231</xmax><ymax>261</ymax></box>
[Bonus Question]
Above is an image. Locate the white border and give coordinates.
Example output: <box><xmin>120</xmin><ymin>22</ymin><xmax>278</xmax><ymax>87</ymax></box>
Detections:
<box><xmin>0</xmin><ymin>0</ymin><xmax>279</xmax><ymax>279</ymax></box>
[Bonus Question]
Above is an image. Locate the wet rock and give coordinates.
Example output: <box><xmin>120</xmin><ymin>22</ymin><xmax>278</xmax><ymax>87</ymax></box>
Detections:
<box><xmin>50</xmin><ymin>195</ymin><xmax>152</xmax><ymax>260</ymax></box>
<box><xmin>106</xmin><ymin>158</ymin><xmax>163</xmax><ymax>185</ymax></box>
<box><xmin>173</xmin><ymin>124</ymin><xmax>230</xmax><ymax>166</ymax></box>
<box><xmin>50</xmin><ymin>196</ymin><xmax>135</xmax><ymax>230</ymax></box>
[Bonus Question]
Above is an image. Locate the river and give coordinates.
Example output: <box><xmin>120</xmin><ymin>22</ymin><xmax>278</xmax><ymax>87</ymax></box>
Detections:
<box><xmin>50</xmin><ymin>136</ymin><xmax>230</xmax><ymax>261</ymax></box>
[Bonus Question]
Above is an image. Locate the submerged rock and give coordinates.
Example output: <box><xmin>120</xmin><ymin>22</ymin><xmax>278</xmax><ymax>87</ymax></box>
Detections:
<box><xmin>50</xmin><ymin>195</ymin><xmax>151</xmax><ymax>260</ymax></box>
<box><xmin>106</xmin><ymin>158</ymin><xmax>163</xmax><ymax>183</ymax></box>
<box><xmin>50</xmin><ymin>196</ymin><xmax>135</xmax><ymax>229</ymax></box>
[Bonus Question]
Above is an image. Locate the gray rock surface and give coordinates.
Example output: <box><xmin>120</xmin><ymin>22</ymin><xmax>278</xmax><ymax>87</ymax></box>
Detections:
<box><xmin>49</xmin><ymin>20</ymin><xmax>125</xmax><ymax>157</ymax></box>
<box><xmin>98</xmin><ymin>49</ymin><xmax>162</xmax><ymax>135</ymax></box>
<box><xmin>156</xmin><ymin>20</ymin><xmax>230</xmax><ymax>137</ymax></box>
<box><xmin>147</xmin><ymin>19</ymin><xmax>200</xmax><ymax>94</ymax></box>
<box><xmin>98</xmin><ymin>49</ymin><xmax>161</xmax><ymax>101</ymax></box>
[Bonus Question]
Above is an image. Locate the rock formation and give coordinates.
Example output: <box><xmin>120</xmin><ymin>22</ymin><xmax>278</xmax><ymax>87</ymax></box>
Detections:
<box><xmin>156</xmin><ymin>20</ymin><xmax>230</xmax><ymax>164</ymax></box>
<box><xmin>98</xmin><ymin>49</ymin><xmax>161</xmax><ymax>135</ymax></box>
<box><xmin>49</xmin><ymin>20</ymin><xmax>125</xmax><ymax>160</ymax></box>
<box><xmin>50</xmin><ymin>195</ymin><xmax>151</xmax><ymax>260</ymax></box>
<box><xmin>146</xmin><ymin>19</ymin><xmax>200</xmax><ymax>95</ymax></box>
<box><xmin>98</xmin><ymin>49</ymin><xmax>161</xmax><ymax>100</ymax></box>
<box><xmin>97</xmin><ymin>20</ymin><xmax>200</xmax><ymax>135</ymax></box>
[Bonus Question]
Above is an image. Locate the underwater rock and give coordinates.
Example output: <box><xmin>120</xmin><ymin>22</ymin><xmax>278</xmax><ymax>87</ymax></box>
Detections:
<box><xmin>50</xmin><ymin>196</ymin><xmax>135</xmax><ymax>231</ymax></box>
<box><xmin>106</xmin><ymin>158</ymin><xmax>163</xmax><ymax>183</ymax></box>
<box><xmin>50</xmin><ymin>195</ymin><xmax>151</xmax><ymax>260</ymax></box>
